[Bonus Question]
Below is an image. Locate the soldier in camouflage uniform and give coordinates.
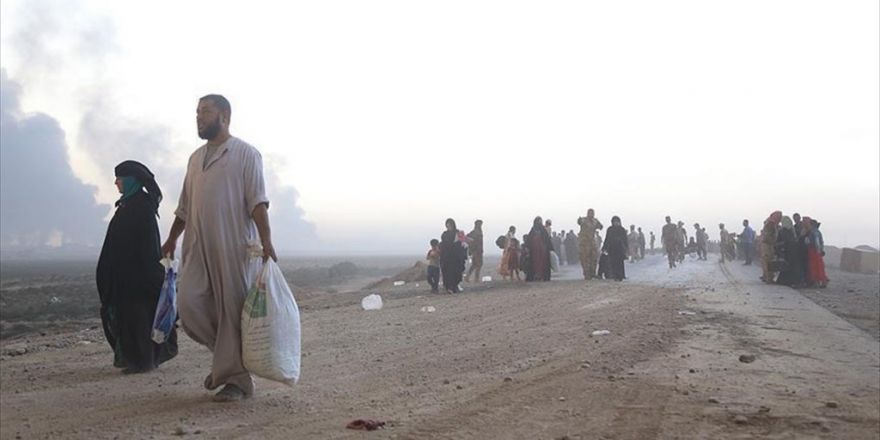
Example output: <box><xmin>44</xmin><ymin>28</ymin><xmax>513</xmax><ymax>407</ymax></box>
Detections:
<box><xmin>577</xmin><ymin>209</ymin><xmax>604</xmax><ymax>280</ymax></box>
<box><xmin>661</xmin><ymin>216</ymin><xmax>678</xmax><ymax>268</ymax></box>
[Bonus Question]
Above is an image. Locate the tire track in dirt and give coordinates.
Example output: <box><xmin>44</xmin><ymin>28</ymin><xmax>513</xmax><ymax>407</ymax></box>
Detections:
<box><xmin>391</xmin><ymin>275</ymin><xmax>685</xmax><ymax>439</ymax></box>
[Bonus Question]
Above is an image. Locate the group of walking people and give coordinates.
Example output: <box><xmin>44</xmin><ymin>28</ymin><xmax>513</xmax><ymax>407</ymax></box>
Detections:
<box><xmin>626</xmin><ymin>226</ymin><xmax>648</xmax><ymax>263</ymax></box>
<box><xmin>428</xmin><ymin>210</ymin><xmax>649</xmax><ymax>289</ymax></box>
<box><xmin>716</xmin><ymin>212</ymin><xmax>829</xmax><ymax>288</ymax></box>
<box><xmin>759</xmin><ymin>211</ymin><xmax>829</xmax><ymax>288</ymax></box>
<box><xmin>658</xmin><ymin>218</ymin><xmax>718</xmax><ymax>268</ymax></box>
<box><xmin>426</xmin><ymin>218</ymin><xmax>486</xmax><ymax>294</ymax></box>
<box><xmin>718</xmin><ymin>220</ymin><xmax>758</xmax><ymax>265</ymax></box>
<box><xmin>551</xmin><ymin>229</ymin><xmax>581</xmax><ymax>268</ymax></box>
<box><xmin>495</xmin><ymin>211</ymin><xmax>633</xmax><ymax>283</ymax></box>
<box><xmin>427</xmin><ymin>216</ymin><xmax>558</xmax><ymax>293</ymax></box>
<box><xmin>661</xmin><ymin>217</ymin><xmax>694</xmax><ymax>268</ymax></box>
<box><xmin>429</xmin><ymin>209</ymin><xmax>834</xmax><ymax>294</ymax></box>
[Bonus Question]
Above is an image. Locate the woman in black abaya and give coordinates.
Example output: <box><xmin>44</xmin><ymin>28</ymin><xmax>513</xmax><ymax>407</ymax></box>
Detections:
<box><xmin>602</xmin><ymin>216</ymin><xmax>628</xmax><ymax>281</ymax></box>
<box><xmin>775</xmin><ymin>216</ymin><xmax>802</xmax><ymax>286</ymax></box>
<box><xmin>439</xmin><ymin>218</ymin><xmax>466</xmax><ymax>293</ymax></box>
<box><xmin>526</xmin><ymin>216</ymin><xmax>553</xmax><ymax>281</ymax></box>
<box><xmin>96</xmin><ymin>161</ymin><xmax>177</xmax><ymax>373</ymax></box>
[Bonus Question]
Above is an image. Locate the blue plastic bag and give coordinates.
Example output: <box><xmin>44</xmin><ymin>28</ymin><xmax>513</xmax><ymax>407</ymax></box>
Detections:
<box><xmin>151</xmin><ymin>258</ymin><xmax>177</xmax><ymax>344</ymax></box>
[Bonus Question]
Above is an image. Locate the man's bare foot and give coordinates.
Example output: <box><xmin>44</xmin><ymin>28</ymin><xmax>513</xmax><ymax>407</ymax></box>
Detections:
<box><xmin>212</xmin><ymin>384</ymin><xmax>247</xmax><ymax>402</ymax></box>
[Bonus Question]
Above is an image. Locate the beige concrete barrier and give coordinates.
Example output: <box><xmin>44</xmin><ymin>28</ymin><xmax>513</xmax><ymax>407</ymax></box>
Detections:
<box><xmin>840</xmin><ymin>247</ymin><xmax>880</xmax><ymax>274</ymax></box>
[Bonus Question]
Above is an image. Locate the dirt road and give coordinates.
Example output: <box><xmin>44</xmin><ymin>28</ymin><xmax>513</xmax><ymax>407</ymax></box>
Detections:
<box><xmin>1</xmin><ymin>256</ymin><xmax>878</xmax><ymax>439</ymax></box>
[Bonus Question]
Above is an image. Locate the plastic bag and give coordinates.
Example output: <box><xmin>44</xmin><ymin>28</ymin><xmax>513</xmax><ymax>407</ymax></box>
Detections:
<box><xmin>244</xmin><ymin>241</ymin><xmax>264</xmax><ymax>289</ymax></box>
<box><xmin>241</xmin><ymin>260</ymin><xmax>301</xmax><ymax>385</ymax></box>
<box><xmin>151</xmin><ymin>258</ymin><xmax>178</xmax><ymax>344</ymax></box>
<box><xmin>550</xmin><ymin>251</ymin><xmax>560</xmax><ymax>272</ymax></box>
<box><xmin>361</xmin><ymin>294</ymin><xmax>383</xmax><ymax>310</ymax></box>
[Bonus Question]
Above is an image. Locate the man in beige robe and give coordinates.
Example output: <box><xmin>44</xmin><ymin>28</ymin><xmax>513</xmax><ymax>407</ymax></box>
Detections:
<box><xmin>162</xmin><ymin>94</ymin><xmax>277</xmax><ymax>402</ymax></box>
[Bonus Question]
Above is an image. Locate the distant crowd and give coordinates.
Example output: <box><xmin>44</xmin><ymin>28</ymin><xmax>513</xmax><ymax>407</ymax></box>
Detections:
<box><xmin>425</xmin><ymin>210</ymin><xmax>688</xmax><ymax>293</ymax></box>
<box><xmin>426</xmin><ymin>210</ymin><xmax>831</xmax><ymax>293</ymax></box>
<box><xmin>714</xmin><ymin>212</ymin><xmax>828</xmax><ymax>288</ymax></box>
<box><xmin>754</xmin><ymin>212</ymin><xmax>828</xmax><ymax>288</ymax></box>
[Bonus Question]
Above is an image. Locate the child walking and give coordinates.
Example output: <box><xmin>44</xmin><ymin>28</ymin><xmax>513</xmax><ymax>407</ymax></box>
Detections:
<box><xmin>509</xmin><ymin>237</ymin><xmax>522</xmax><ymax>282</ymax></box>
<box><xmin>426</xmin><ymin>239</ymin><xmax>441</xmax><ymax>293</ymax></box>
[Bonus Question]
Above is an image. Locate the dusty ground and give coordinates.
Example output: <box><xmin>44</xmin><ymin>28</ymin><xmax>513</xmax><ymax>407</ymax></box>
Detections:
<box><xmin>795</xmin><ymin>267</ymin><xmax>880</xmax><ymax>341</ymax></box>
<box><xmin>1</xmin><ymin>255</ymin><xmax>878</xmax><ymax>439</ymax></box>
<box><xmin>0</xmin><ymin>258</ymin><xmax>412</xmax><ymax>340</ymax></box>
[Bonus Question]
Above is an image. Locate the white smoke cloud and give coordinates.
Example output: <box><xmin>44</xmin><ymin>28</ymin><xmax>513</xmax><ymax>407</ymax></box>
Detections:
<box><xmin>1</xmin><ymin>0</ymin><xmax>320</xmax><ymax>254</ymax></box>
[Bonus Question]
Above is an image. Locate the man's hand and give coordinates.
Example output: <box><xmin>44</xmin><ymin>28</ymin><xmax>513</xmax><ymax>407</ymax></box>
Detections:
<box><xmin>161</xmin><ymin>239</ymin><xmax>177</xmax><ymax>259</ymax></box>
<box><xmin>162</xmin><ymin>217</ymin><xmax>186</xmax><ymax>259</ymax></box>
<box><xmin>262</xmin><ymin>241</ymin><xmax>278</xmax><ymax>262</ymax></box>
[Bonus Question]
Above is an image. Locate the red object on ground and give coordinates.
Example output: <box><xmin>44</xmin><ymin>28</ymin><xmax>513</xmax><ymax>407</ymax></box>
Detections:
<box><xmin>346</xmin><ymin>419</ymin><xmax>386</xmax><ymax>431</ymax></box>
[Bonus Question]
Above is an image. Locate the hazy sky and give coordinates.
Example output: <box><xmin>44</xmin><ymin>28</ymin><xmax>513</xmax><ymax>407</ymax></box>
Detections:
<box><xmin>1</xmin><ymin>0</ymin><xmax>878</xmax><ymax>254</ymax></box>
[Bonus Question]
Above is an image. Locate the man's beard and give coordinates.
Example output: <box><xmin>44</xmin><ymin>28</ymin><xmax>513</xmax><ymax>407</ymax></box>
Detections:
<box><xmin>198</xmin><ymin>117</ymin><xmax>221</xmax><ymax>140</ymax></box>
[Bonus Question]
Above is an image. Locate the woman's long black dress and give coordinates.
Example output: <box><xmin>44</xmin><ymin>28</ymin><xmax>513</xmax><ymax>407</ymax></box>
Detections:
<box><xmin>775</xmin><ymin>228</ymin><xmax>800</xmax><ymax>286</ymax></box>
<box><xmin>96</xmin><ymin>192</ymin><xmax>177</xmax><ymax>371</ymax></box>
<box><xmin>526</xmin><ymin>225</ymin><xmax>553</xmax><ymax>281</ymax></box>
<box><xmin>793</xmin><ymin>223</ymin><xmax>810</xmax><ymax>284</ymax></box>
<box><xmin>602</xmin><ymin>225</ymin><xmax>628</xmax><ymax>281</ymax></box>
<box><xmin>439</xmin><ymin>230</ymin><xmax>465</xmax><ymax>293</ymax></box>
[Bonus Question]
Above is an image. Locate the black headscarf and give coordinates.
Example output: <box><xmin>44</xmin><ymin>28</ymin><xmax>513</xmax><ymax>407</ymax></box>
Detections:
<box><xmin>114</xmin><ymin>160</ymin><xmax>162</xmax><ymax>215</ymax></box>
<box><xmin>529</xmin><ymin>216</ymin><xmax>551</xmax><ymax>243</ymax></box>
